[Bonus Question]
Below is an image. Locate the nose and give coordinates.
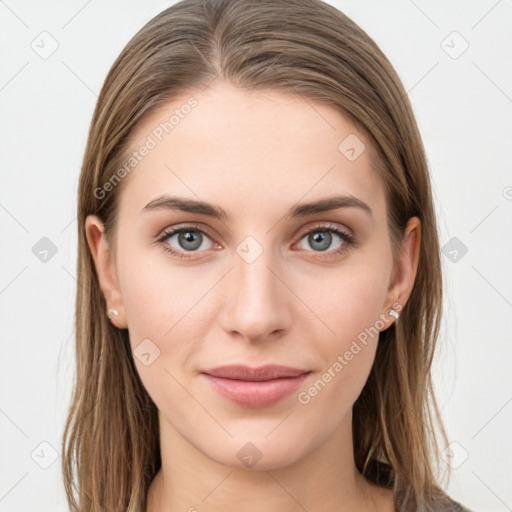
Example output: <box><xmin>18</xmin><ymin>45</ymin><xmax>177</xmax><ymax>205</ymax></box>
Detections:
<box><xmin>218</xmin><ymin>247</ymin><xmax>293</xmax><ymax>344</ymax></box>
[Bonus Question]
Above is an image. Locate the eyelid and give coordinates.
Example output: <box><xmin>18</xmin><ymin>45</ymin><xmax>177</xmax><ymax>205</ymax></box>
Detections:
<box><xmin>156</xmin><ymin>223</ymin><xmax>217</xmax><ymax>243</ymax></box>
<box><xmin>295</xmin><ymin>221</ymin><xmax>354</xmax><ymax>240</ymax></box>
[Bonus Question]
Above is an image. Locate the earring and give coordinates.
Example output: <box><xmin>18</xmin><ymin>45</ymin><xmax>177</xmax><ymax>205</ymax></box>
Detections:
<box><xmin>107</xmin><ymin>309</ymin><xmax>118</xmax><ymax>321</ymax></box>
<box><xmin>388</xmin><ymin>309</ymin><xmax>399</xmax><ymax>322</ymax></box>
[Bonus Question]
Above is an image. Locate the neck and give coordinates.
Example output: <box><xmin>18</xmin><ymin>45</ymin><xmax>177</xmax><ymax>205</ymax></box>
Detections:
<box><xmin>146</xmin><ymin>411</ymin><xmax>392</xmax><ymax>512</ymax></box>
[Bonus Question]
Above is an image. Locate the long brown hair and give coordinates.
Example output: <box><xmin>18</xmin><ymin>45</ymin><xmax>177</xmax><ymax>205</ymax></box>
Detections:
<box><xmin>62</xmin><ymin>1</ymin><xmax>454</xmax><ymax>510</ymax></box>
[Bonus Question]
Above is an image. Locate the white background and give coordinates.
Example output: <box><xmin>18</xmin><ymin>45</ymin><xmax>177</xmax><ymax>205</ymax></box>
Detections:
<box><xmin>0</xmin><ymin>1</ymin><xmax>511</xmax><ymax>510</ymax></box>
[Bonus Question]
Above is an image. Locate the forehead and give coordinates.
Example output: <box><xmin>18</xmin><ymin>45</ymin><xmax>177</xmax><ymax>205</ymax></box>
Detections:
<box><xmin>117</xmin><ymin>82</ymin><xmax>385</xmax><ymax>220</ymax></box>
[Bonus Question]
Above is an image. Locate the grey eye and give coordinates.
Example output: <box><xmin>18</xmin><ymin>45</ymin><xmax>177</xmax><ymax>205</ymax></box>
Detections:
<box><xmin>165</xmin><ymin>229</ymin><xmax>214</xmax><ymax>252</ymax></box>
<box><xmin>298</xmin><ymin>230</ymin><xmax>344</xmax><ymax>252</ymax></box>
<box><xmin>177</xmin><ymin>231</ymin><xmax>203</xmax><ymax>251</ymax></box>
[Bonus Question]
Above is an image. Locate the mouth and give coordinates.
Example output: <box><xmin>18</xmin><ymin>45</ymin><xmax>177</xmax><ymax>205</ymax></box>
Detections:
<box><xmin>201</xmin><ymin>365</ymin><xmax>311</xmax><ymax>408</ymax></box>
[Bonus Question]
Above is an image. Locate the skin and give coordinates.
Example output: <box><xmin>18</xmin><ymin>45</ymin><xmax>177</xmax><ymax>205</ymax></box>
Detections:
<box><xmin>86</xmin><ymin>82</ymin><xmax>420</xmax><ymax>512</ymax></box>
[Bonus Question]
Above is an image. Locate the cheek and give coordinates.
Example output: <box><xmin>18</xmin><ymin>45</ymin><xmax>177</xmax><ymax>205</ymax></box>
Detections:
<box><xmin>116</xmin><ymin>242</ymin><xmax>222</xmax><ymax>407</ymax></box>
<box><xmin>291</xmin><ymin>285</ymin><xmax>386</xmax><ymax>446</ymax></box>
<box><xmin>292</xmin><ymin>254</ymin><xmax>391</xmax><ymax>406</ymax></box>
<box><xmin>300</xmin><ymin>261</ymin><xmax>391</xmax><ymax>349</ymax></box>
<box><xmin>116</xmin><ymin>248</ymin><xmax>208</xmax><ymax>408</ymax></box>
<box><xmin>117</xmin><ymin>239</ymin><xmax>207</xmax><ymax>342</ymax></box>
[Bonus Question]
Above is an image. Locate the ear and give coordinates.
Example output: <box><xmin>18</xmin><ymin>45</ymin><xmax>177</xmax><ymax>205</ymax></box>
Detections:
<box><xmin>383</xmin><ymin>216</ymin><xmax>421</xmax><ymax>321</ymax></box>
<box><xmin>85</xmin><ymin>215</ymin><xmax>127</xmax><ymax>328</ymax></box>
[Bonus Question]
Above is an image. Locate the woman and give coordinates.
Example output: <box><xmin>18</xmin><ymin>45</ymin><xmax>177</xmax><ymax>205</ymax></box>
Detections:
<box><xmin>62</xmin><ymin>0</ymin><xmax>472</xmax><ymax>510</ymax></box>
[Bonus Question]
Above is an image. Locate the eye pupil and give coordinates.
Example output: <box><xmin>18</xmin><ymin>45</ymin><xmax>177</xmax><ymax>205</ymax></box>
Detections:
<box><xmin>308</xmin><ymin>231</ymin><xmax>332</xmax><ymax>251</ymax></box>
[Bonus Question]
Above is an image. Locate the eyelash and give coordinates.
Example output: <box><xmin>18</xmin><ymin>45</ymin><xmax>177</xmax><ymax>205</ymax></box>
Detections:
<box><xmin>156</xmin><ymin>223</ymin><xmax>356</xmax><ymax>260</ymax></box>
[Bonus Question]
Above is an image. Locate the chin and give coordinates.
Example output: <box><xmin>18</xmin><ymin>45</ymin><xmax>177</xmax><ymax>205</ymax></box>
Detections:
<box><xmin>193</xmin><ymin>427</ymin><xmax>316</xmax><ymax>472</ymax></box>
<box><xmin>211</xmin><ymin>445</ymin><xmax>304</xmax><ymax>472</ymax></box>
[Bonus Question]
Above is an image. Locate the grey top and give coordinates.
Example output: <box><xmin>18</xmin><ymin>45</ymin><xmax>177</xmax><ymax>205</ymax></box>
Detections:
<box><xmin>367</xmin><ymin>460</ymin><xmax>473</xmax><ymax>511</ymax></box>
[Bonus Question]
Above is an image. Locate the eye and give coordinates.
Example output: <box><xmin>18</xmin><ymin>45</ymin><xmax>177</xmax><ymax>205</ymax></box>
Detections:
<box><xmin>156</xmin><ymin>222</ymin><xmax>355</xmax><ymax>260</ymax></box>
<box><xmin>157</xmin><ymin>225</ymin><xmax>216</xmax><ymax>259</ymax></box>
<box><xmin>296</xmin><ymin>224</ymin><xmax>354</xmax><ymax>256</ymax></box>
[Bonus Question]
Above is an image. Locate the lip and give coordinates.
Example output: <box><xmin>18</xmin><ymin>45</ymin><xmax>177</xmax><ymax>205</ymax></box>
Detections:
<box><xmin>201</xmin><ymin>365</ymin><xmax>311</xmax><ymax>408</ymax></box>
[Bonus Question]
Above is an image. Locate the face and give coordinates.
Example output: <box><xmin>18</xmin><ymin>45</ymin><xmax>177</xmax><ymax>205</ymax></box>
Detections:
<box><xmin>87</xmin><ymin>82</ymin><xmax>418</xmax><ymax>470</ymax></box>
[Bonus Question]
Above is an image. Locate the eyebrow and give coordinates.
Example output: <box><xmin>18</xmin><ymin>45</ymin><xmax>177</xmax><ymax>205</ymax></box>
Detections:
<box><xmin>141</xmin><ymin>194</ymin><xmax>373</xmax><ymax>219</ymax></box>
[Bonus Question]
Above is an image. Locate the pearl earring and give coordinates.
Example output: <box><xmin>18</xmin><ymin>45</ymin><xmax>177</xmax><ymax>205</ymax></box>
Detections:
<box><xmin>388</xmin><ymin>309</ymin><xmax>399</xmax><ymax>321</ymax></box>
<box><xmin>107</xmin><ymin>309</ymin><xmax>118</xmax><ymax>320</ymax></box>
